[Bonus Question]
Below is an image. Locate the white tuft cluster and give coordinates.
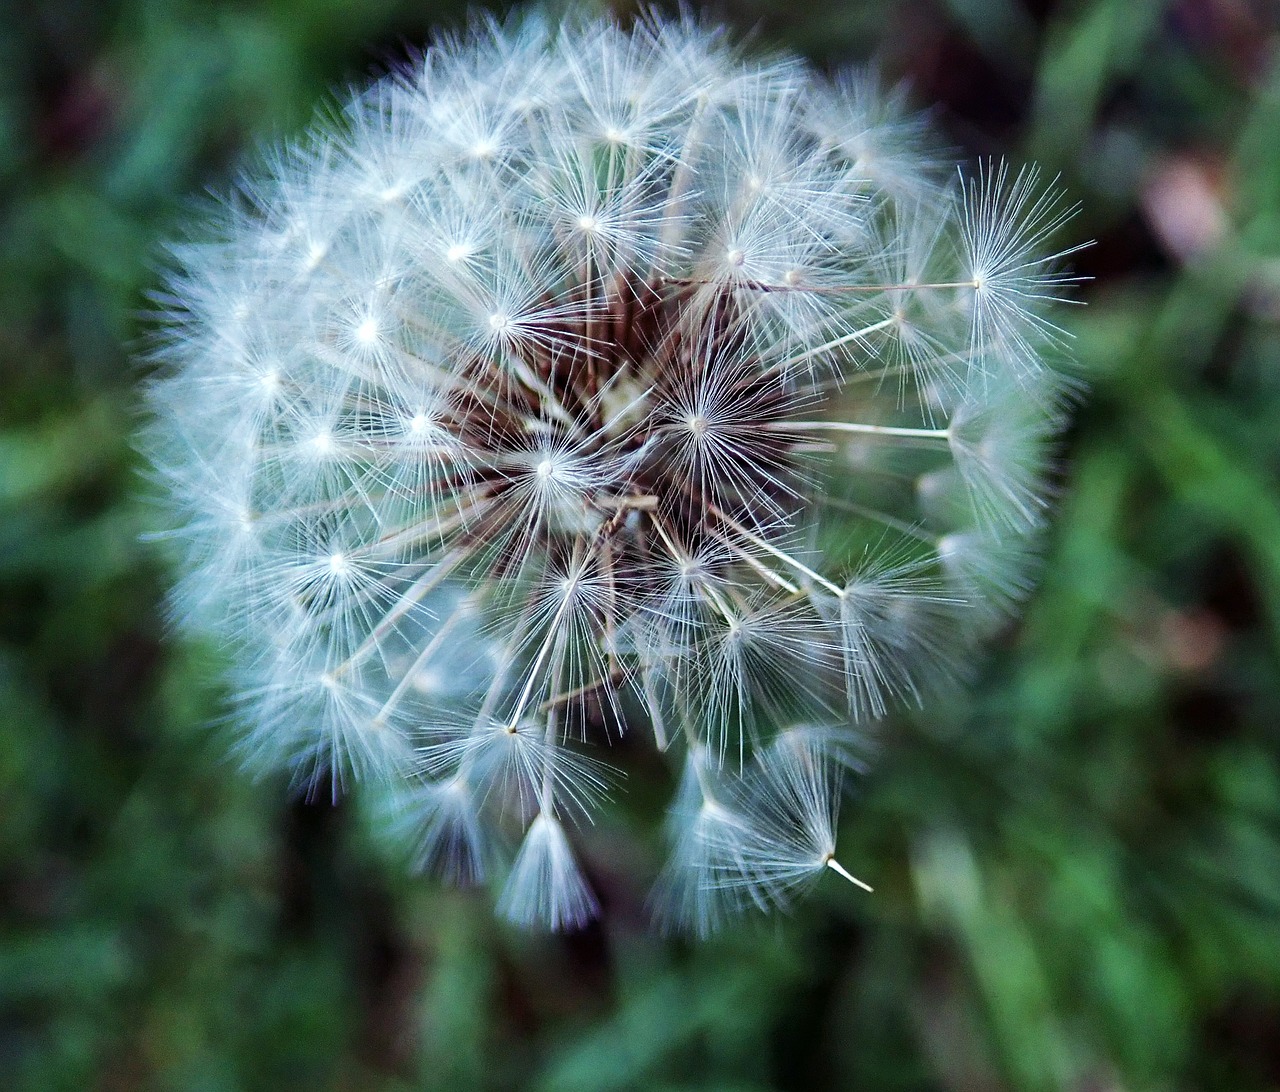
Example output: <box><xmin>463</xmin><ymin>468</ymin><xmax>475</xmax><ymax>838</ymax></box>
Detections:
<box><xmin>143</xmin><ymin>13</ymin><xmax>1078</xmax><ymax>934</ymax></box>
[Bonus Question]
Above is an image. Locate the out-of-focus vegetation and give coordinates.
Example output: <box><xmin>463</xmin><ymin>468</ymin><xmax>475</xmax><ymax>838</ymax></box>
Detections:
<box><xmin>2</xmin><ymin>0</ymin><xmax>1278</xmax><ymax>1088</ymax></box>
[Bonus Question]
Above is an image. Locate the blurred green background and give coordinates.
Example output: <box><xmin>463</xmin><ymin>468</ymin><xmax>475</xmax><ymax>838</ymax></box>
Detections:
<box><xmin>3</xmin><ymin>0</ymin><xmax>1279</xmax><ymax>1088</ymax></box>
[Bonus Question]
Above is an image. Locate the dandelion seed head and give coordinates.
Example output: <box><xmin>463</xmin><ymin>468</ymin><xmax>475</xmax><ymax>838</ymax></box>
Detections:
<box><xmin>143</xmin><ymin>11</ymin><xmax>1079</xmax><ymax>933</ymax></box>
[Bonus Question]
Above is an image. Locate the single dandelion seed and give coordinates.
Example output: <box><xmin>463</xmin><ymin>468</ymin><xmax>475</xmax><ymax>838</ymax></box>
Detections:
<box><xmin>142</xmin><ymin>10</ymin><xmax>1080</xmax><ymax>933</ymax></box>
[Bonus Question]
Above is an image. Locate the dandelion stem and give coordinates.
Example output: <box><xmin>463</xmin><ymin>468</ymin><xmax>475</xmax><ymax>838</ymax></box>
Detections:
<box><xmin>708</xmin><ymin>504</ymin><xmax>844</xmax><ymax>597</ymax></box>
<box><xmin>658</xmin><ymin>277</ymin><xmax>979</xmax><ymax>294</ymax></box>
<box><xmin>826</xmin><ymin>856</ymin><xmax>874</xmax><ymax>893</ymax></box>
<box><xmin>777</xmin><ymin>317</ymin><xmax>898</xmax><ymax>369</ymax></box>
<box><xmin>506</xmin><ymin>356</ymin><xmax>582</xmax><ymax>435</ymax></box>
<box><xmin>816</xmin><ymin>495</ymin><xmax>937</xmax><ymax>545</ymax></box>
<box><xmin>706</xmin><ymin>524</ymin><xmax>800</xmax><ymax>593</ymax></box>
<box><xmin>505</xmin><ymin>558</ymin><xmax>583</xmax><ymax>731</ymax></box>
<box><xmin>332</xmin><ymin>541</ymin><xmax>477</xmax><ymax>676</ymax></box>
<box><xmin>369</xmin><ymin>488</ymin><xmax>494</xmax><ymax>555</ymax></box>
<box><xmin>765</xmin><ymin>420</ymin><xmax>950</xmax><ymax>441</ymax></box>
<box><xmin>538</xmin><ymin>665</ymin><xmax>626</xmax><ymax>714</ymax></box>
<box><xmin>373</xmin><ymin>600</ymin><xmax>473</xmax><ymax>723</ymax></box>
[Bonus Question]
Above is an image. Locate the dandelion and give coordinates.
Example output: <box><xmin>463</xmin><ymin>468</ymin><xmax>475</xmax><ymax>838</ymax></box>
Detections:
<box><xmin>142</xmin><ymin>12</ymin><xmax>1078</xmax><ymax>933</ymax></box>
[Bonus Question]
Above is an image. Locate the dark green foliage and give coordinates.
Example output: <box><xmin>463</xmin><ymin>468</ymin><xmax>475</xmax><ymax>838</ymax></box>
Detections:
<box><xmin>2</xmin><ymin>0</ymin><xmax>1278</xmax><ymax>1088</ymax></box>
